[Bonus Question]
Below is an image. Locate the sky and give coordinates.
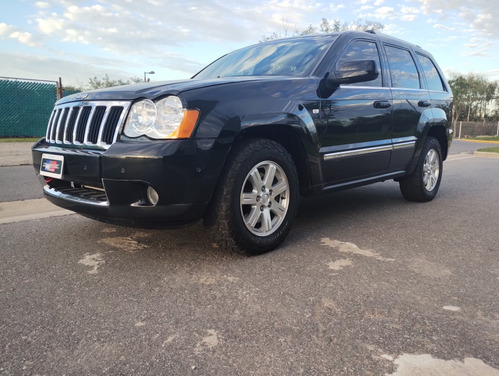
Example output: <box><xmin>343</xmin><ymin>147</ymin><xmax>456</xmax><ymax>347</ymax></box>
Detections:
<box><xmin>0</xmin><ymin>0</ymin><xmax>498</xmax><ymax>88</ymax></box>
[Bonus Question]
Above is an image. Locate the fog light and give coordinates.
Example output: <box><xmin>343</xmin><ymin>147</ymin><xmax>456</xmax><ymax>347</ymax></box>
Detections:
<box><xmin>146</xmin><ymin>186</ymin><xmax>159</xmax><ymax>206</ymax></box>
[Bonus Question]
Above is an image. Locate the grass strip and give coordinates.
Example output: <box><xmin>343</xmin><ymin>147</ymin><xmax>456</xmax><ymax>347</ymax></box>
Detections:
<box><xmin>0</xmin><ymin>138</ymin><xmax>40</xmax><ymax>142</ymax></box>
<box><xmin>469</xmin><ymin>136</ymin><xmax>499</xmax><ymax>142</ymax></box>
<box><xmin>477</xmin><ymin>146</ymin><xmax>499</xmax><ymax>153</ymax></box>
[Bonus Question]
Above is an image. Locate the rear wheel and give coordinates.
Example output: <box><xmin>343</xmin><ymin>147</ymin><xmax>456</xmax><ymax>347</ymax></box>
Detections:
<box><xmin>206</xmin><ymin>139</ymin><xmax>299</xmax><ymax>255</ymax></box>
<box><xmin>399</xmin><ymin>137</ymin><xmax>443</xmax><ymax>202</ymax></box>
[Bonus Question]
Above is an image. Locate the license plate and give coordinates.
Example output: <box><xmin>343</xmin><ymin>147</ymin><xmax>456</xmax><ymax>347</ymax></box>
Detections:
<box><xmin>40</xmin><ymin>154</ymin><xmax>64</xmax><ymax>179</ymax></box>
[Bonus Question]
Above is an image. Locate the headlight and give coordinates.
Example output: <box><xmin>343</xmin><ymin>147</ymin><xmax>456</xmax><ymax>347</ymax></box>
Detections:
<box><xmin>124</xmin><ymin>99</ymin><xmax>157</xmax><ymax>137</ymax></box>
<box><xmin>123</xmin><ymin>96</ymin><xmax>199</xmax><ymax>139</ymax></box>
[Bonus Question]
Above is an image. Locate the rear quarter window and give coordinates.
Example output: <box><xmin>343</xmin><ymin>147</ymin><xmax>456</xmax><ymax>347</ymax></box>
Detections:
<box><xmin>417</xmin><ymin>54</ymin><xmax>446</xmax><ymax>92</ymax></box>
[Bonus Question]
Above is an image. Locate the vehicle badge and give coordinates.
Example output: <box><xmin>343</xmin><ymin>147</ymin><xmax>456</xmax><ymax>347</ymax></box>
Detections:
<box><xmin>75</xmin><ymin>93</ymin><xmax>90</xmax><ymax>100</ymax></box>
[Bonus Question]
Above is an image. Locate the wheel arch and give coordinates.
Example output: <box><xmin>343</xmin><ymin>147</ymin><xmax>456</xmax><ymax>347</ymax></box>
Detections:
<box><xmin>233</xmin><ymin>124</ymin><xmax>314</xmax><ymax>196</ymax></box>
<box><xmin>426</xmin><ymin>124</ymin><xmax>449</xmax><ymax>161</ymax></box>
<box><xmin>419</xmin><ymin>108</ymin><xmax>451</xmax><ymax>161</ymax></box>
<box><xmin>406</xmin><ymin>108</ymin><xmax>451</xmax><ymax>175</ymax></box>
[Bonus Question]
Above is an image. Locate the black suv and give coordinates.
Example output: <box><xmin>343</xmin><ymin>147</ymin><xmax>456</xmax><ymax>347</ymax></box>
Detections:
<box><xmin>33</xmin><ymin>31</ymin><xmax>453</xmax><ymax>254</ymax></box>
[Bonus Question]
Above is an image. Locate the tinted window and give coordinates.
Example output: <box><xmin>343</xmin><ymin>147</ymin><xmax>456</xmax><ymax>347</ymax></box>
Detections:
<box><xmin>385</xmin><ymin>46</ymin><xmax>420</xmax><ymax>89</ymax></box>
<box><xmin>417</xmin><ymin>54</ymin><xmax>445</xmax><ymax>91</ymax></box>
<box><xmin>194</xmin><ymin>37</ymin><xmax>335</xmax><ymax>79</ymax></box>
<box><xmin>336</xmin><ymin>40</ymin><xmax>382</xmax><ymax>87</ymax></box>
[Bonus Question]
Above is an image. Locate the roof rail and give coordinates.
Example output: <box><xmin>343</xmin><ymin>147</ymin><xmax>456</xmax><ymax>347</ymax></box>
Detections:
<box><xmin>364</xmin><ymin>30</ymin><xmax>376</xmax><ymax>34</ymax></box>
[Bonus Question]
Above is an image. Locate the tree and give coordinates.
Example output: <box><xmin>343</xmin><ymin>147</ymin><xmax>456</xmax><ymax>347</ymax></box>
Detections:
<box><xmin>448</xmin><ymin>73</ymin><xmax>499</xmax><ymax>122</ymax></box>
<box><xmin>261</xmin><ymin>18</ymin><xmax>384</xmax><ymax>41</ymax></box>
<box><xmin>86</xmin><ymin>74</ymin><xmax>142</xmax><ymax>90</ymax></box>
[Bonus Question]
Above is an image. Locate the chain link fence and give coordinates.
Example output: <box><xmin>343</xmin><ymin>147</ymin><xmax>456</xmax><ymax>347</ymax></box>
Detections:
<box><xmin>0</xmin><ymin>78</ymin><xmax>79</xmax><ymax>138</ymax></box>
<box><xmin>453</xmin><ymin>121</ymin><xmax>499</xmax><ymax>139</ymax></box>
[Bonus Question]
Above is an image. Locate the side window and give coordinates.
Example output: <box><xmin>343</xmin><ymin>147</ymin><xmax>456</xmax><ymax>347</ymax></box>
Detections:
<box><xmin>336</xmin><ymin>40</ymin><xmax>382</xmax><ymax>87</ymax></box>
<box><xmin>417</xmin><ymin>54</ymin><xmax>446</xmax><ymax>91</ymax></box>
<box><xmin>385</xmin><ymin>46</ymin><xmax>420</xmax><ymax>89</ymax></box>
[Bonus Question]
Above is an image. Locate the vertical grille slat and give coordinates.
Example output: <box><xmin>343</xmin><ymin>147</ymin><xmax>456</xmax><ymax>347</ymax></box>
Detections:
<box><xmin>56</xmin><ymin>108</ymin><xmax>70</xmax><ymax>143</ymax></box>
<box><xmin>46</xmin><ymin>109</ymin><xmax>57</xmax><ymax>141</ymax></box>
<box><xmin>102</xmin><ymin>107</ymin><xmax>124</xmax><ymax>144</ymax></box>
<box><xmin>49</xmin><ymin>109</ymin><xmax>62</xmax><ymax>142</ymax></box>
<box><xmin>64</xmin><ymin>106</ymin><xmax>80</xmax><ymax>143</ymax></box>
<box><xmin>75</xmin><ymin>106</ymin><xmax>92</xmax><ymax>144</ymax></box>
<box><xmin>45</xmin><ymin>100</ymin><xmax>130</xmax><ymax>150</ymax></box>
<box><xmin>87</xmin><ymin>106</ymin><xmax>106</xmax><ymax>144</ymax></box>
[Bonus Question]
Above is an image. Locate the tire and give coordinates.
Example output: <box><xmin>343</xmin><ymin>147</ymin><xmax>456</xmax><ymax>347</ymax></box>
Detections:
<box><xmin>205</xmin><ymin>139</ymin><xmax>299</xmax><ymax>255</ymax></box>
<box><xmin>399</xmin><ymin>137</ymin><xmax>443</xmax><ymax>202</ymax></box>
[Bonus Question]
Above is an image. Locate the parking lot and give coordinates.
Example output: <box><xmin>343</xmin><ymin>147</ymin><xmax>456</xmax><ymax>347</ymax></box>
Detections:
<box><xmin>0</xmin><ymin>141</ymin><xmax>498</xmax><ymax>375</ymax></box>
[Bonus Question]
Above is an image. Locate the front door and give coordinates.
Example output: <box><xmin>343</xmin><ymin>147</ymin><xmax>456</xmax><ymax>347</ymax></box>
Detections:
<box><xmin>317</xmin><ymin>39</ymin><xmax>393</xmax><ymax>187</ymax></box>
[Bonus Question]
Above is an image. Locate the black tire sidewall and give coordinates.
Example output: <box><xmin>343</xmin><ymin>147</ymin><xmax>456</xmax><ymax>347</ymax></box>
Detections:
<box><xmin>228</xmin><ymin>140</ymin><xmax>299</xmax><ymax>253</ymax></box>
<box><xmin>419</xmin><ymin>138</ymin><xmax>443</xmax><ymax>200</ymax></box>
<box><xmin>400</xmin><ymin>137</ymin><xmax>443</xmax><ymax>202</ymax></box>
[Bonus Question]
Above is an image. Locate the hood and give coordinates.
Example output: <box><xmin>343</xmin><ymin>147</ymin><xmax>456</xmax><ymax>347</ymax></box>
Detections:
<box><xmin>58</xmin><ymin>76</ymin><xmax>275</xmax><ymax>104</ymax></box>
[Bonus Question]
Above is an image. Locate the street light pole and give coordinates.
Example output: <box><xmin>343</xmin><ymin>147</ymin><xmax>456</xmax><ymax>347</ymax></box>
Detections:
<box><xmin>144</xmin><ymin>71</ymin><xmax>155</xmax><ymax>82</ymax></box>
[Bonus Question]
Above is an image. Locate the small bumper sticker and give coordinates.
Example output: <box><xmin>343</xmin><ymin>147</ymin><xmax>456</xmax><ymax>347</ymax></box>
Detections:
<box><xmin>40</xmin><ymin>153</ymin><xmax>64</xmax><ymax>179</ymax></box>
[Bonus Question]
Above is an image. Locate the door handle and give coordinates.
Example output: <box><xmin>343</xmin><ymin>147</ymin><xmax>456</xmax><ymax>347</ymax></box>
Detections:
<box><xmin>418</xmin><ymin>100</ymin><xmax>431</xmax><ymax>107</ymax></box>
<box><xmin>373</xmin><ymin>101</ymin><xmax>391</xmax><ymax>109</ymax></box>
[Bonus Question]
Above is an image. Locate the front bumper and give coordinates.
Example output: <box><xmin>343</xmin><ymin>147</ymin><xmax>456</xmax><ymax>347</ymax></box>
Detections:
<box><xmin>32</xmin><ymin>139</ymin><xmax>224</xmax><ymax>227</ymax></box>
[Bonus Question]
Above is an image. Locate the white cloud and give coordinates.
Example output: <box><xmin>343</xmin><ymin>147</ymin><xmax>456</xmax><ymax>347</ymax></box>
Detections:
<box><xmin>9</xmin><ymin>31</ymin><xmax>35</xmax><ymax>45</ymax></box>
<box><xmin>0</xmin><ymin>23</ymin><xmax>39</xmax><ymax>47</ymax></box>
<box><xmin>329</xmin><ymin>4</ymin><xmax>346</xmax><ymax>12</ymax></box>
<box><xmin>1</xmin><ymin>0</ymin><xmax>498</xmax><ymax>85</ymax></box>
<box><xmin>463</xmin><ymin>11</ymin><xmax>497</xmax><ymax>38</ymax></box>
<box><xmin>400</xmin><ymin>6</ymin><xmax>420</xmax><ymax>15</ymax></box>
<box><xmin>433</xmin><ymin>24</ymin><xmax>455</xmax><ymax>31</ymax></box>
<box><xmin>402</xmin><ymin>15</ymin><xmax>417</xmax><ymax>21</ymax></box>
<box><xmin>34</xmin><ymin>2</ymin><xmax>50</xmax><ymax>9</ymax></box>
<box><xmin>462</xmin><ymin>47</ymin><xmax>491</xmax><ymax>57</ymax></box>
<box><xmin>373</xmin><ymin>6</ymin><xmax>395</xmax><ymax>19</ymax></box>
<box><xmin>30</xmin><ymin>0</ymin><xmax>315</xmax><ymax>53</ymax></box>
<box><xmin>408</xmin><ymin>0</ymin><xmax>498</xmax><ymax>38</ymax></box>
<box><xmin>36</xmin><ymin>17</ymin><xmax>64</xmax><ymax>34</ymax></box>
<box><xmin>0</xmin><ymin>23</ymin><xmax>16</xmax><ymax>36</ymax></box>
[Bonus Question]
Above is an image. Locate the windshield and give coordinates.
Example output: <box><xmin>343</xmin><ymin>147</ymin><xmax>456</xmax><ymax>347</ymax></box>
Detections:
<box><xmin>193</xmin><ymin>36</ymin><xmax>336</xmax><ymax>79</ymax></box>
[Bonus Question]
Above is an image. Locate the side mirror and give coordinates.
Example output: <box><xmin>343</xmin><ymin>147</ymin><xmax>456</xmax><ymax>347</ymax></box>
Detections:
<box><xmin>317</xmin><ymin>60</ymin><xmax>379</xmax><ymax>98</ymax></box>
<box><xmin>329</xmin><ymin>60</ymin><xmax>379</xmax><ymax>87</ymax></box>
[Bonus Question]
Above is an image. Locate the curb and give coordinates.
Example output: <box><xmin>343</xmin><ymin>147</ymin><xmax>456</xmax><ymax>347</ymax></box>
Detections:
<box><xmin>454</xmin><ymin>139</ymin><xmax>499</xmax><ymax>144</ymax></box>
<box><xmin>473</xmin><ymin>151</ymin><xmax>499</xmax><ymax>158</ymax></box>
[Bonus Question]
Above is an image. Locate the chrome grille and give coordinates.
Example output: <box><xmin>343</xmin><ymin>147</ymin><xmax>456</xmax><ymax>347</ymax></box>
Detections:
<box><xmin>46</xmin><ymin>101</ymin><xmax>131</xmax><ymax>149</ymax></box>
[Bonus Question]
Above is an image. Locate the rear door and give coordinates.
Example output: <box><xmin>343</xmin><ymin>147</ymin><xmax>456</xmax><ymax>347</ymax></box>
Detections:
<box><xmin>384</xmin><ymin>44</ymin><xmax>431</xmax><ymax>171</ymax></box>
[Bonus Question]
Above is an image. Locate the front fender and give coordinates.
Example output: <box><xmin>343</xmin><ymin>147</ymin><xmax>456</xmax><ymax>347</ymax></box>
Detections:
<box><xmin>238</xmin><ymin>107</ymin><xmax>323</xmax><ymax>190</ymax></box>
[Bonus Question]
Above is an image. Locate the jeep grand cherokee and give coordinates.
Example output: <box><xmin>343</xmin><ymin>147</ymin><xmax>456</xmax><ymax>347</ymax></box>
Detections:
<box><xmin>33</xmin><ymin>31</ymin><xmax>453</xmax><ymax>254</ymax></box>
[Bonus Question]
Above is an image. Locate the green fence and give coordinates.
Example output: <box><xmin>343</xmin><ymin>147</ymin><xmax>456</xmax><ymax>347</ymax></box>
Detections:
<box><xmin>0</xmin><ymin>79</ymin><xmax>79</xmax><ymax>138</ymax></box>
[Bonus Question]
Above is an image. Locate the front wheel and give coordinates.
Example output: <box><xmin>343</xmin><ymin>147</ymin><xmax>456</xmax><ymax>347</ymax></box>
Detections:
<box><xmin>206</xmin><ymin>139</ymin><xmax>299</xmax><ymax>255</ymax></box>
<box><xmin>399</xmin><ymin>137</ymin><xmax>443</xmax><ymax>202</ymax></box>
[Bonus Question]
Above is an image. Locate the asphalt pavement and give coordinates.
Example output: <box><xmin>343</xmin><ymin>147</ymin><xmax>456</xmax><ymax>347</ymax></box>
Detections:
<box><xmin>0</xmin><ymin>138</ymin><xmax>498</xmax><ymax>375</ymax></box>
